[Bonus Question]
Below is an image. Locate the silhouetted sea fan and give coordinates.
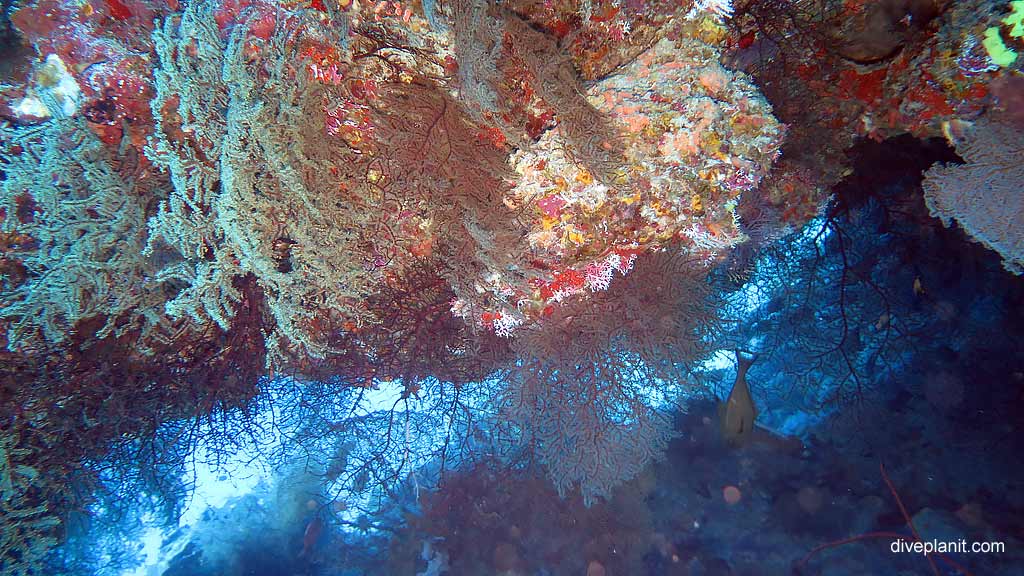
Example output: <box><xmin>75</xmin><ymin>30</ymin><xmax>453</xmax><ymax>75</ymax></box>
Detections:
<box><xmin>361</xmin><ymin>261</ymin><xmax>513</xmax><ymax>385</ymax></box>
<box><xmin>500</xmin><ymin>252</ymin><xmax>720</xmax><ymax>504</ymax></box>
<box><xmin>285</xmin><ymin>259</ymin><xmax>512</xmax><ymax>386</ymax></box>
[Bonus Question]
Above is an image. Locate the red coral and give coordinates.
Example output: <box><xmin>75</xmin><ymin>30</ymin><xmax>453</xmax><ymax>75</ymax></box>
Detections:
<box><xmin>837</xmin><ymin>68</ymin><xmax>887</xmax><ymax>104</ymax></box>
<box><xmin>904</xmin><ymin>82</ymin><xmax>954</xmax><ymax>122</ymax></box>
<box><xmin>104</xmin><ymin>0</ymin><xmax>134</xmax><ymax>20</ymax></box>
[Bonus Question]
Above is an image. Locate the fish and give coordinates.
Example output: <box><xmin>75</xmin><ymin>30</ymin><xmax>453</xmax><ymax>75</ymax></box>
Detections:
<box><xmin>875</xmin><ymin>313</ymin><xmax>890</xmax><ymax>330</ymax></box>
<box><xmin>913</xmin><ymin>276</ymin><xmax>926</xmax><ymax>297</ymax></box>
<box><xmin>719</xmin><ymin>350</ymin><xmax>759</xmax><ymax>445</ymax></box>
<box><xmin>298</xmin><ymin>516</ymin><xmax>323</xmax><ymax>559</ymax></box>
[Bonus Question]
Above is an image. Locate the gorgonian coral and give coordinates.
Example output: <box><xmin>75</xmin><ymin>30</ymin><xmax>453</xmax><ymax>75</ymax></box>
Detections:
<box><xmin>0</xmin><ymin>0</ymin><xmax>791</xmax><ymax>565</ymax></box>
<box><xmin>0</xmin><ymin>118</ymin><xmax>175</xmax><ymax>353</ymax></box>
<box><xmin>499</xmin><ymin>251</ymin><xmax>722</xmax><ymax>503</ymax></box>
<box><xmin>923</xmin><ymin>117</ymin><xmax>1024</xmax><ymax>274</ymax></box>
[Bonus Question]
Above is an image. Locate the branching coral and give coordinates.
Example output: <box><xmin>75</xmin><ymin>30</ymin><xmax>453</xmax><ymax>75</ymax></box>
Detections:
<box><xmin>145</xmin><ymin>0</ymin><xmax>546</xmax><ymax>362</ymax></box>
<box><xmin>145</xmin><ymin>3</ymin><xmax>389</xmax><ymax>362</ymax></box>
<box><xmin>360</xmin><ymin>79</ymin><xmax>540</xmax><ymax>327</ymax></box>
<box><xmin>0</xmin><ymin>273</ymin><xmax>267</xmax><ymax>574</ymax></box>
<box><xmin>500</xmin><ymin>251</ymin><xmax>721</xmax><ymax>504</ymax></box>
<box><xmin>360</xmin><ymin>260</ymin><xmax>513</xmax><ymax>386</ymax></box>
<box><xmin>0</xmin><ymin>0</ymin><xmax>793</xmax><ymax>566</ymax></box>
<box><xmin>140</xmin><ymin>0</ymin><xmax>783</xmax><ymax>348</ymax></box>
<box><xmin>279</xmin><ymin>258</ymin><xmax>512</xmax><ymax>387</ymax></box>
<box><xmin>448</xmin><ymin>0</ymin><xmax>506</xmax><ymax>118</ymax></box>
<box><xmin>0</xmin><ymin>118</ymin><xmax>175</xmax><ymax>352</ymax></box>
<box><xmin>501</xmin><ymin>11</ymin><xmax>628</xmax><ymax>182</ymax></box>
<box><xmin>0</xmin><ymin>431</ymin><xmax>60</xmax><ymax>576</ymax></box>
<box><xmin>502</xmin><ymin>356</ymin><xmax>676</xmax><ymax>506</ymax></box>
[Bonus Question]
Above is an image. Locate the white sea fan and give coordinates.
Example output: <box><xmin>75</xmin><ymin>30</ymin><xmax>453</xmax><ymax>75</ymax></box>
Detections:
<box><xmin>923</xmin><ymin>118</ymin><xmax>1024</xmax><ymax>275</ymax></box>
